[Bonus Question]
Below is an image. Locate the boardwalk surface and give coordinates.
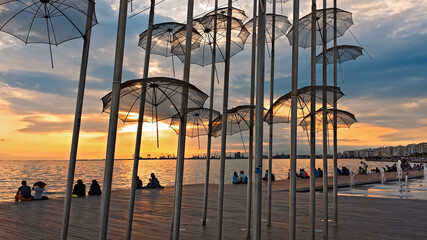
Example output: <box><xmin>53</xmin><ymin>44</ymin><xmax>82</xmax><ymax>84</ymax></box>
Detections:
<box><xmin>0</xmin><ymin>171</ymin><xmax>425</xmax><ymax>239</ymax></box>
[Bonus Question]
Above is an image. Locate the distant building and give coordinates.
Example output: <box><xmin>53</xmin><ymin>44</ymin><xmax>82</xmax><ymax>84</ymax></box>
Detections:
<box><xmin>342</xmin><ymin>142</ymin><xmax>426</xmax><ymax>158</ymax></box>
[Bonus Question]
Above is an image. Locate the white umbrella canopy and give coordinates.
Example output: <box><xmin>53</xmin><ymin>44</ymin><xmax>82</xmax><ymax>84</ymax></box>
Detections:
<box><xmin>316</xmin><ymin>45</ymin><xmax>364</xmax><ymax>64</ymax></box>
<box><xmin>299</xmin><ymin>108</ymin><xmax>358</xmax><ymax>132</ymax></box>
<box><xmin>264</xmin><ymin>86</ymin><xmax>344</xmax><ymax>124</ymax></box>
<box><xmin>0</xmin><ymin>0</ymin><xmax>98</xmax><ymax>67</ymax></box>
<box><xmin>172</xmin><ymin>13</ymin><xmax>249</xmax><ymax>66</ymax></box>
<box><xmin>242</xmin><ymin>13</ymin><xmax>292</xmax><ymax>44</ymax></box>
<box><xmin>286</xmin><ymin>8</ymin><xmax>353</xmax><ymax>48</ymax></box>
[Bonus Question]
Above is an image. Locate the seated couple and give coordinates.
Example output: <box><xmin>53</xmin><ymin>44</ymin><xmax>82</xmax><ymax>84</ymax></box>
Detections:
<box><xmin>233</xmin><ymin>171</ymin><xmax>248</xmax><ymax>184</ymax></box>
<box><xmin>136</xmin><ymin>173</ymin><xmax>164</xmax><ymax>189</ymax></box>
<box><xmin>15</xmin><ymin>180</ymin><xmax>49</xmax><ymax>201</ymax></box>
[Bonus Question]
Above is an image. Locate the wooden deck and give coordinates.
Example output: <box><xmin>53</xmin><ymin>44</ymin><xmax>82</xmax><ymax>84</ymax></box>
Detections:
<box><xmin>0</xmin><ymin>170</ymin><xmax>425</xmax><ymax>239</ymax></box>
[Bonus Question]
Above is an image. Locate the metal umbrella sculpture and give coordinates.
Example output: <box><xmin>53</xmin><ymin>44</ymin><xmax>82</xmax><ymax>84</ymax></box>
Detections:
<box><xmin>211</xmin><ymin>105</ymin><xmax>257</xmax><ymax>153</ymax></box>
<box><xmin>264</xmin><ymin>86</ymin><xmax>344</xmax><ymax>124</ymax></box>
<box><xmin>172</xmin><ymin>13</ymin><xmax>249</xmax><ymax>66</ymax></box>
<box><xmin>205</xmin><ymin>6</ymin><xmax>248</xmax><ymax>22</ymax></box>
<box><xmin>286</xmin><ymin>8</ymin><xmax>353</xmax><ymax>48</ymax></box>
<box><xmin>101</xmin><ymin>77</ymin><xmax>209</xmax><ymax>147</ymax></box>
<box><xmin>316</xmin><ymin>45</ymin><xmax>364</xmax><ymax>82</ymax></box>
<box><xmin>299</xmin><ymin>108</ymin><xmax>358</xmax><ymax>132</ymax></box>
<box><xmin>316</xmin><ymin>45</ymin><xmax>363</xmax><ymax>64</ymax></box>
<box><xmin>138</xmin><ymin>22</ymin><xmax>201</xmax><ymax>77</ymax></box>
<box><xmin>241</xmin><ymin>13</ymin><xmax>291</xmax><ymax>44</ymax></box>
<box><xmin>169</xmin><ymin>108</ymin><xmax>221</xmax><ymax>149</ymax></box>
<box><xmin>0</xmin><ymin>0</ymin><xmax>98</xmax><ymax>68</ymax></box>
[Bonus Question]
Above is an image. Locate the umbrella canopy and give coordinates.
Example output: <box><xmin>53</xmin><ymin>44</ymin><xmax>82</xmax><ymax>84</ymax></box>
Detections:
<box><xmin>286</xmin><ymin>8</ymin><xmax>353</xmax><ymax>49</ymax></box>
<box><xmin>211</xmin><ymin>105</ymin><xmax>259</xmax><ymax>152</ymax></box>
<box><xmin>0</xmin><ymin>0</ymin><xmax>98</xmax><ymax>66</ymax></box>
<box><xmin>299</xmin><ymin>108</ymin><xmax>358</xmax><ymax>132</ymax></box>
<box><xmin>138</xmin><ymin>22</ymin><xmax>201</xmax><ymax>57</ymax></box>
<box><xmin>316</xmin><ymin>45</ymin><xmax>363</xmax><ymax>64</ymax></box>
<box><xmin>101</xmin><ymin>77</ymin><xmax>208</xmax><ymax>123</ymax></box>
<box><xmin>170</xmin><ymin>108</ymin><xmax>221</xmax><ymax>137</ymax></box>
<box><xmin>242</xmin><ymin>13</ymin><xmax>292</xmax><ymax>44</ymax></box>
<box><xmin>204</xmin><ymin>6</ymin><xmax>248</xmax><ymax>22</ymax></box>
<box><xmin>172</xmin><ymin>14</ymin><xmax>249</xmax><ymax>66</ymax></box>
<box><xmin>266</xmin><ymin>0</ymin><xmax>289</xmax><ymax>2</ymax></box>
<box><xmin>264</xmin><ymin>86</ymin><xmax>344</xmax><ymax>124</ymax></box>
<box><xmin>170</xmin><ymin>108</ymin><xmax>220</xmax><ymax>149</ymax></box>
<box><xmin>211</xmin><ymin>105</ymin><xmax>268</xmax><ymax>137</ymax></box>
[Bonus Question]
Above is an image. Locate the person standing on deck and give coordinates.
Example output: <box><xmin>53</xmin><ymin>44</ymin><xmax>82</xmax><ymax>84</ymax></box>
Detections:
<box><xmin>15</xmin><ymin>180</ymin><xmax>32</xmax><ymax>201</ymax></box>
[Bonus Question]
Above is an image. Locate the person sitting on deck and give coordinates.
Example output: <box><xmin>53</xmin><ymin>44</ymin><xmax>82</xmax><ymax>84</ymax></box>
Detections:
<box><xmin>304</xmin><ymin>169</ymin><xmax>310</xmax><ymax>178</ymax></box>
<box><xmin>298</xmin><ymin>169</ymin><xmax>309</xmax><ymax>178</ymax></box>
<box><xmin>136</xmin><ymin>176</ymin><xmax>143</xmax><ymax>189</ymax></box>
<box><xmin>262</xmin><ymin>170</ymin><xmax>276</xmax><ymax>181</ymax></box>
<box><xmin>318</xmin><ymin>168</ymin><xmax>323</xmax><ymax>177</ymax></box>
<box><xmin>88</xmin><ymin>180</ymin><xmax>102</xmax><ymax>196</ymax></box>
<box><xmin>72</xmin><ymin>179</ymin><xmax>86</xmax><ymax>197</ymax></box>
<box><xmin>342</xmin><ymin>166</ymin><xmax>350</xmax><ymax>175</ymax></box>
<box><xmin>15</xmin><ymin>180</ymin><xmax>32</xmax><ymax>202</ymax></box>
<box><xmin>32</xmin><ymin>181</ymin><xmax>48</xmax><ymax>200</ymax></box>
<box><xmin>239</xmin><ymin>171</ymin><xmax>248</xmax><ymax>184</ymax></box>
<box><xmin>315</xmin><ymin>169</ymin><xmax>320</xmax><ymax>177</ymax></box>
<box><xmin>146</xmin><ymin>173</ymin><xmax>163</xmax><ymax>189</ymax></box>
<box><xmin>233</xmin><ymin>172</ymin><xmax>240</xmax><ymax>184</ymax></box>
<box><xmin>337</xmin><ymin>168</ymin><xmax>343</xmax><ymax>175</ymax></box>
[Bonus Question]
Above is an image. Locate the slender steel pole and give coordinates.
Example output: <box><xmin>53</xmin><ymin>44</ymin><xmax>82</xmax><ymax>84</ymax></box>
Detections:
<box><xmin>309</xmin><ymin>1</ymin><xmax>317</xmax><ymax>239</ymax></box>
<box><xmin>202</xmin><ymin>0</ymin><xmax>218</xmax><ymax>225</ymax></box>
<box><xmin>61</xmin><ymin>1</ymin><xmax>94</xmax><ymax>239</ymax></box>
<box><xmin>267</xmin><ymin>0</ymin><xmax>276</xmax><ymax>228</ymax></box>
<box><xmin>125</xmin><ymin>1</ymin><xmax>155</xmax><ymax>239</ymax></box>
<box><xmin>217</xmin><ymin>2</ymin><xmax>232</xmax><ymax>239</ymax></box>
<box><xmin>289</xmin><ymin>1</ymin><xmax>300</xmax><ymax>239</ymax></box>
<box><xmin>98</xmin><ymin>0</ymin><xmax>128</xmax><ymax>238</ymax></box>
<box><xmin>246</xmin><ymin>0</ymin><xmax>257</xmax><ymax>237</ymax></box>
<box><xmin>332</xmin><ymin>0</ymin><xmax>338</xmax><ymax>227</ymax></box>
<box><xmin>253</xmin><ymin>0</ymin><xmax>266</xmax><ymax>239</ymax></box>
<box><xmin>171</xmin><ymin>0</ymin><xmax>194</xmax><ymax>238</ymax></box>
<box><xmin>322</xmin><ymin>1</ymin><xmax>329</xmax><ymax>239</ymax></box>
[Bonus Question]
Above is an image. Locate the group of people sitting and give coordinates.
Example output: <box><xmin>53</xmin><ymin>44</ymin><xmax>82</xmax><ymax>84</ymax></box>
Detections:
<box><xmin>287</xmin><ymin>168</ymin><xmax>324</xmax><ymax>179</ymax></box>
<box><xmin>233</xmin><ymin>171</ymin><xmax>248</xmax><ymax>184</ymax></box>
<box><xmin>336</xmin><ymin>166</ymin><xmax>350</xmax><ymax>175</ymax></box>
<box><xmin>72</xmin><ymin>179</ymin><xmax>102</xmax><ymax>197</ymax></box>
<box><xmin>136</xmin><ymin>173</ymin><xmax>164</xmax><ymax>189</ymax></box>
<box><xmin>15</xmin><ymin>180</ymin><xmax>49</xmax><ymax>201</ymax></box>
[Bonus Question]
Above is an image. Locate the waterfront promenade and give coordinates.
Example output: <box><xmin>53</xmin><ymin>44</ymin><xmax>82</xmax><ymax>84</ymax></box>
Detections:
<box><xmin>0</xmin><ymin>170</ymin><xmax>425</xmax><ymax>239</ymax></box>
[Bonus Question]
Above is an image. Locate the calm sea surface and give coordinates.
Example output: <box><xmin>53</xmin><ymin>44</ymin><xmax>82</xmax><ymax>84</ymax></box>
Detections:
<box><xmin>0</xmin><ymin>158</ymin><xmax>392</xmax><ymax>202</ymax></box>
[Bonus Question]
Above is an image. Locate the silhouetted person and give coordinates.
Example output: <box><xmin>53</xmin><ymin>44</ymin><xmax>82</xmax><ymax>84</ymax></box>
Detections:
<box><xmin>318</xmin><ymin>168</ymin><xmax>323</xmax><ymax>177</ymax></box>
<box><xmin>88</xmin><ymin>180</ymin><xmax>102</xmax><ymax>196</ymax></box>
<box><xmin>262</xmin><ymin>170</ymin><xmax>276</xmax><ymax>181</ymax></box>
<box><xmin>136</xmin><ymin>176</ymin><xmax>143</xmax><ymax>189</ymax></box>
<box><xmin>146</xmin><ymin>173</ymin><xmax>162</xmax><ymax>189</ymax></box>
<box><xmin>72</xmin><ymin>179</ymin><xmax>86</xmax><ymax>197</ymax></box>
<box><xmin>15</xmin><ymin>180</ymin><xmax>32</xmax><ymax>201</ymax></box>
<box><xmin>32</xmin><ymin>181</ymin><xmax>48</xmax><ymax>200</ymax></box>
<box><xmin>233</xmin><ymin>172</ymin><xmax>240</xmax><ymax>184</ymax></box>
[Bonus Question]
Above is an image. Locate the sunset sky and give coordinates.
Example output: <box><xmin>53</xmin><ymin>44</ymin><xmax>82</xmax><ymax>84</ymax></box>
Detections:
<box><xmin>0</xmin><ymin>0</ymin><xmax>426</xmax><ymax>160</ymax></box>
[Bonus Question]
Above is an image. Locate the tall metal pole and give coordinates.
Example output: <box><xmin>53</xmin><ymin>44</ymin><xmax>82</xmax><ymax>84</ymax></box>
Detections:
<box><xmin>202</xmin><ymin>0</ymin><xmax>218</xmax><ymax>225</ymax></box>
<box><xmin>61</xmin><ymin>1</ymin><xmax>95</xmax><ymax>239</ymax></box>
<box><xmin>246</xmin><ymin>0</ymin><xmax>257</xmax><ymax>237</ymax></box>
<box><xmin>253</xmin><ymin>0</ymin><xmax>266</xmax><ymax>239</ymax></box>
<box><xmin>309</xmin><ymin>1</ymin><xmax>317</xmax><ymax>239</ymax></box>
<box><xmin>98</xmin><ymin>0</ymin><xmax>129</xmax><ymax>237</ymax></box>
<box><xmin>289</xmin><ymin>0</ymin><xmax>300</xmax><ymax>239</ymax></box>
<box><xmin>171</xmin><ymin>0</ymin><xmax>194</xmax><ymax>238</ymax></box>
<box><xmin>332</xmin><ymin>0</ymin><xmax>338</xmax><ymax>227</ymax></box>
<box><xmin>216</xmin><ymin>1</ymin><xmax>232</xmax><ymax>239</ymax></box>
<box><xmin>125</xmin><ymin>1</ymin><xmax>155</xmax><ymax>239</ymax></box>
<box><xmin>322</xmin><ymin>1</ymin><xmax>329</xmax><ymax>239</ymax></box>
<box><xmin>267</xmin><ymin>0</ymin><xmax>276</xmax><ymax>228</ymax></box>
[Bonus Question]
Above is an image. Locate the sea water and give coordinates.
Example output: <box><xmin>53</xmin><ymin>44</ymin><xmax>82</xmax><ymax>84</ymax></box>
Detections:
<box><xmin>0</xmin><ymin>158</ymin><xmax>390</xmax><ymax>202</ymax></box>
